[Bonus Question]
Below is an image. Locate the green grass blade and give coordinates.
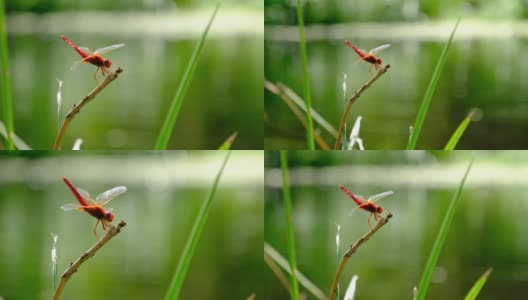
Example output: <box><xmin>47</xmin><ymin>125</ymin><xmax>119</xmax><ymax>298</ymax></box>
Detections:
<box><xmin>444</xmin><ymin>109</ymin><xmax>475</xmax><ymax>150</ymax></box>
<box><xmin>407</xmin><ymin>18</ymin><xmax>460</xmax><ymax>150</ymax></box>
<box><xmin>464</xmin><ymin>268</ymin><xmax>492</xmax><ymax>300</ymax></box>
<box><xmin>217</xmin><ymin>131</ymin><xmax>238</xmax><ymax>150</ymax></box>
<box><xmin>296</xmin><ymin>0</ymin><xmax>315</xmax><ymax>150</ymax></box>
<box><xmin>0</xmin><ymin>0</ymin><xmax>14</xmax><ymax>149</ymax></box>
<box><xmin>155</xmin><ymin>1</ymin><xmax>221</xmax><ymax>150</ymax></box>
<box><xmin>164</xmin><ymin>151</ymin><xmax>231</xmax><ymax>300</ymax></box>
<box><xmin>280</xmin><ymin>150</ymin><xmax>300</xmax><ymax>299</ymax></box>
<box><xmin>416</xmin><ymin>157</ymin><xmax>473</xmax><ymax>300</ymax></box>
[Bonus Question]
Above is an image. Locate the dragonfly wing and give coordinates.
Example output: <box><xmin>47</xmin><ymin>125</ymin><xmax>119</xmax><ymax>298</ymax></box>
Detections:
<box><xmin>78</xmin><ymin>47</ymin><xmax>93</xmax><ymax>55</ymax></box>
<box><xmin>96</xmin><ymin>186</ymin><xmax>127</xmax><ymax>206</ymax></box>
<box><xmin>356</xmin><ymin>194</ymin><xmax>367</xmax><ymax>202</ymax></box>
<box><xmin>61</xmin><ymin>203</ymin><xmax>80</xmax><ymax>211</ymax></box>
<box><xmin>348</xmin><ymin>205</ymin><xmax>364</xmax><ymax>216</ymax></box>
<box><xmin>369</xmin><ymin>191</ymin><xmax>394</xmax><ymax>202</ymax></box>
<box><xmin>94</xmin><ymin>44</ymin><xmax>125</xmax><ymax>55</ymax></box>
<box><xmin>369</xmin><ymin>44</ymin><xmax>391</xmax><ymax>54</ymax></box>
<box><xmin>70</xmin><ymin>59</ymin><xmax>84</xmax><ymax>71</ymax></box>
<box><xmin>77</xmin><ymin>187</ymin><xmax>96</xmax><ymax>204</ymax></box>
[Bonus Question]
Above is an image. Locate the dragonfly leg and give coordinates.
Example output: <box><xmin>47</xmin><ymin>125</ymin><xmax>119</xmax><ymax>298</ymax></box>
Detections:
<box><xmin>101</xmin><ymin>219</ymin><xmax>110</xmax><ymax>232</ymax></box>
<box><xmin>93</xmin><ymin>219</ymin><xmax>101</xmax><ymax>241</ymax></box>
<box><xmin>93</xmin><ymin>67</ymin><xmax>101</xmax><ymax>84</ymax></box>
<box><xmin>369</xmin><ymin>64</ymin><xmax>374</xmax><ymax>76</ymax></box>
<box><xmin>367</xmin><ymin>213</ymin><xmax>373</xmax><ymax>228</ymax></box>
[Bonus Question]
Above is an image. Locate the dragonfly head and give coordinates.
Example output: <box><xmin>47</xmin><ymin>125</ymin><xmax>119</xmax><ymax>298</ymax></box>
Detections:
<box><xmin>105</xmin><ymin>211</ymin><xmax>115</xmax><ymax>222</ymax></box>
<box><xmin>376</xmin><ymin>206</ymin><xmax>384</xmax><ymax>214</ymax></box>
<box><xmin>104</xmin><ymin>59</ymin><xmax>112</xmax><ymax>68</ymax></box>
<box><xmin>376</xmin><ymin>58</ymin><xmax>383</xmax><ymax>65</ymax></box>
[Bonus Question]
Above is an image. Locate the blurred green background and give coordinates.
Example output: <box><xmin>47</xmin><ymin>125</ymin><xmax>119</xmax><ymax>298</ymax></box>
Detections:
<box><xmin>0</xmin><ymin>151</ymin><xmax>263</xmax><ymax>299</ymax></box>
<box><xmin>4</xmin><ymin>0</ymin><xmax>263</xmax><ymax>149</ymax></box>
<box><xmin>265</xmin><ymin>0</ymin><xmax>528</xmax><ymax>149</ymax></box>
<box><xmin>264</xmin><ymin>150</ymin><xmax>528</xmax><ymax>299</ymax></box>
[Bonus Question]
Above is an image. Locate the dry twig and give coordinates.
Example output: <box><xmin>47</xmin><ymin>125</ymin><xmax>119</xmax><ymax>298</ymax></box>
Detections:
<box><xmin>53</xmin><ymin>68</ymin><xmax>123</xmax><ymax>150</ymax></box>
<box><xmin>328</xmin><ymin>213</ymin><xmax>393</xmax><ymax>300</ymax></box>
<box><xmin>52</xmin><ymin>220</ymin><xmax>126</xmax><ymax>300</ymax></box>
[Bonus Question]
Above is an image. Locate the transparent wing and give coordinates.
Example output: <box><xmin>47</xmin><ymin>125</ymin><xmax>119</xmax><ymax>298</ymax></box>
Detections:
<box><xmin>96</xmin><ymin>186</ymin><xmax>127</xmax><ymax>206</ymax></box>
<box><xmin>369</xmin><ymin>191</ymin><xmax>394</xmax><ymax>203</ymax></box>
<box><xmin>348</xmin><ymin>205</ymin><xmax>364</xmax><ymax>216</ymax></box>
<box><xmin>70</xmin><ymin>59</ymin><xmax>84</xmax><ymax>71</ymax></box>
<box><xmin>94</xmin><ymin>44</ymin><xmax>125</xmax><ymax>55</ymax></box>
<box><xmin>356</xmin><ymin>194</ymin><xmax>367</xmax><ymax>202</ymax></box>
<box><xmin>78</xmin><ymin>47</ymin><xmax>93</xmax><ymax>55</ymax></box>
<box><xmin>369</xmin><ymin>44</ymin><xmax>391</xmax><ymax>54</ymax></box>
<box><xmin>77</xmin><ymin>187</ymin><xmax>96</xmax><ymax>204</ymax></box>
<box><xmin>61</xmin><ymin>203</ymin><xmax>80</xmax><ymax>211</ymax></box>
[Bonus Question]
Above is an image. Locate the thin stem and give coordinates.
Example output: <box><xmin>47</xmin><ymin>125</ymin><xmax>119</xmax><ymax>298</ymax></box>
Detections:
<box><xmin>52</xmin><ymin>220</ymin><xmax>126</xmax><ymax>300</ymax></box>
<box><xmin>328</xmin><ymin>213</ymin><xmax>393</xmax><ymax>300</ymax></box>
<box><xmin>53</xmin><ymin>68</ymin><xmax>123</xmax><ymax>150</ymax></box>
<box><xmin>296</xmin><ymin>0</ymin><xmax>315</xmax><ymax>149</ymax></box>
<box><xmin>280</xmin><ymin>150</ymin><xmax>300</xmax><ymax>300</ymax></box>
<box><xmin>334</xmin><ymin>64</ymin><xmax>391</xmax><ymax>149</ymax></box>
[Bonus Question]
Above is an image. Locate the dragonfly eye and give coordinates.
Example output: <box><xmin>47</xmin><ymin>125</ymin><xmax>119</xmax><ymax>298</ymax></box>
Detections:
<box><xmin>377</xmin><ymin>206</ymin><xmax>384</xmax><ymax>214</ymax></box>
<box><xmin>104</xmin><ymin>59</ymin><xmax>112</xmax><ymax>68</ymax></box>
<box><xmin>377</xmin><ymin>58</ymin><xmax>383</xmax><ymax>64</ymax></box>
<box><xmin>105</xmin><ymin>212</ymin><xmax>114</xmax><ymax>222</ymax></box>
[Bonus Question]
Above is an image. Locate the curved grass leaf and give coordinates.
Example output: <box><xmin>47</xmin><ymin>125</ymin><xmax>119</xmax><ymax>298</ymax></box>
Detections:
<box><xmin>407</xmin><ymin>18</ymin><xmax>460</xmax><ymax>150</ymax></box>
<box><xmin>444</xmin><ymin>110</ymin><xmax>476</xmax><ymax>150</ymax></box>
<box><xmin>217</xmin><ymin>131</ymin><xmax>238</xmax><ymax>150</ymax></box>
<box><xmin>415</xmin><ymin>157</ymin><xmax>473</xmax><ymax>299</ymax></box>
<box><xmin>0</xmin><ymin>120</ymin><xmax>31</xmax><ymax>150</ymax></box>
<box><xmin>264</xmin><ymin>243</ymin><xmax>328</xmax><ymax>300</ymax></box>
<box><xmin>164</xmin><ymin>151</ymin><xmax>231</xmax><ymax>300</ymax></box>
<box><xmin>155</xmin><ymin>1</ymin><xmax>222</xmax><ymax>149</ymax></box>
<box><xmin>464</xmin><ymin>268</ymin><xmax>492</xmax><ymax>300</ymax></box>
<box><xmin>275</xmin><ymin>82</ymin><xmax>338</xmax><ymax>138</ymax></box>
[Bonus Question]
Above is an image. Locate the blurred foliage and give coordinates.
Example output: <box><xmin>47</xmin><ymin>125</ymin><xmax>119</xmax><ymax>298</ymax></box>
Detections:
<box><xmin>7</xmin><ymin>0</ymin><xmax>262</xmax><ymax>13</ymax></box>
<box><xmin>264</xmin><ymin>150</ymin><xmax>528</xmax><ymax>168</ymax></box>
<box><xmin>265</xmin><ymin>0</ymin><xmax>528</xmax><ymax>25</ymax></box>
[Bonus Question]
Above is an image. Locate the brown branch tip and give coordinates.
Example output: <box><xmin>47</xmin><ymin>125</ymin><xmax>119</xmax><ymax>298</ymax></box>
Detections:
<box><xmin>334</xmin><ymin>64</ymin><xmax>391</xmax><ymax>149</ymax></box>
<box><xmin>53</xmin><ymin>67</ymin><xmax>124</xmax><ymax>150</ymax></box>
<box><xmin>328</xmin><ymin>213</ymin><xmax>393</xmax><ymax>300</ymax></box>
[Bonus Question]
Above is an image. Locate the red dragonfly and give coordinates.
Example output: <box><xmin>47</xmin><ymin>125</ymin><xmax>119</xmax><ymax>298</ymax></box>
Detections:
<box><xmin>339</xmin><ymin>184</ymin><xmax>393</xmax><ymax>227</ymax></box>
<box><xmin>344</xmin><ymin>40</ymin><xmax>390</xmax><ymax>75</ymax></box>
<box><xmin>61</xmin><ymin>176</ymin><xmax>127</xmax><ymax>241</ymax></box>
<box><xmin>61</xmin><ymin>35</ymin><xmax>124</xmax><ymax>83</ymax></box>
